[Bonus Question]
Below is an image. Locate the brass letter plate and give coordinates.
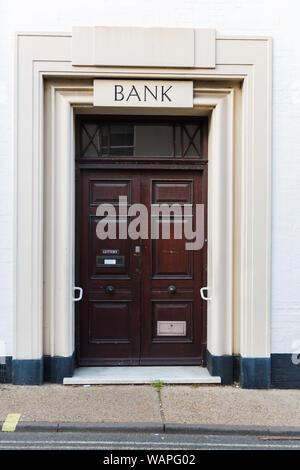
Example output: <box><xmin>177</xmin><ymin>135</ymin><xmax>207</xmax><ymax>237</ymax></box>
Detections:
<box><xmin>157</xmin><ymin>321</ymin><xmax>186</xmax><ymax>336</ymax></box>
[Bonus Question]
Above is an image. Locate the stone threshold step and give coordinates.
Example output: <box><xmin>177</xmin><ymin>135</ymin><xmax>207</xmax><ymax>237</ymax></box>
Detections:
<box><xmin>63</xmin><ymin>366</ymin><xmax>221</xmax><ymax>385</ymax></box>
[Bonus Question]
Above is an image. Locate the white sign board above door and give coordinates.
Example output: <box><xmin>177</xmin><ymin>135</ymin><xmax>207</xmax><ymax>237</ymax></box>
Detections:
<box><xmin>93</xmin><ymin>80</ymin><xmax>193</xmax><ymax>108</ymax></box>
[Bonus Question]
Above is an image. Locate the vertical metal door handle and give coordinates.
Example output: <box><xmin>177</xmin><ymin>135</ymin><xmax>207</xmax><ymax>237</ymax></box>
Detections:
<box><xmin>200</xmin><ymin>287</ymin><xmax>211</xmax><ymax>301</ymax></box>
<box><xmin>73</xmin><ymin>287</ymin><xmax>83</xmax><ymax>302</ymax></box>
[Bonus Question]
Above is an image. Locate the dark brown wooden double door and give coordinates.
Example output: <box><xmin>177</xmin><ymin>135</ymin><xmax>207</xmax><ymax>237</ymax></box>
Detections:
<box><xmin>77</xmin><ymin>169</ymin><xmax>207</xmax><ymax>366</ymax></box>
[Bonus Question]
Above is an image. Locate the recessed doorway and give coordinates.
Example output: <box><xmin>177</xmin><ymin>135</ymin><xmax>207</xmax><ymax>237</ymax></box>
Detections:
<box><xmin>75</xmin><ymin>116</ymin><xmax>208</xmax><ymax>366</ymax></box>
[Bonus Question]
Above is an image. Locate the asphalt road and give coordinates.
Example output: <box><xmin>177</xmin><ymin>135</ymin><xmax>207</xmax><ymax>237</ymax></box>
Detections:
<box><xmin>0</xmin><ymin>432</ymin><xmax>300</xmax><ymax>450</ymax></box>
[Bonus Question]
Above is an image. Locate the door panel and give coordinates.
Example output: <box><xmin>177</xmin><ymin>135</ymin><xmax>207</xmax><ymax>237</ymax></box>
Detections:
<box><xmin>77</xmin><ymin>169</ymin><xmax>206</xmax><ymax>365</ymax></box>
<box><xmin>140</xmin><ymin>171</ymin><xmax>205</xmax><ymax>364</ymax></box>
<box><xmin>79</xmin><ymin>171</ymin><xmax>141</xmax><ymax>365</ymax></box>
<box><xmin>88</xmin><ymin>301</ymin><xmax>132</xmax><ymax>343</ymax></box>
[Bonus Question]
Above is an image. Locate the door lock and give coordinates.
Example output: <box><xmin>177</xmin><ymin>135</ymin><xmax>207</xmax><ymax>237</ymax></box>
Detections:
<box><xmin>168</xmin><ymin>285</ymin><xmax>177</xmax><ymax>294</ymax></box>
<box><xmin>106</xmin><ymin>285</ymin><xmax>115</xmax><ymax>295</ymax></box>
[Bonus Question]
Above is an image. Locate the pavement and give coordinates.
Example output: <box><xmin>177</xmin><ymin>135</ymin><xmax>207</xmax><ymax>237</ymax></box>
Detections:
<box><xmin>1</xmin><ymin>383</ymin><xmax>300</xmax><ymax>435</ymax></box>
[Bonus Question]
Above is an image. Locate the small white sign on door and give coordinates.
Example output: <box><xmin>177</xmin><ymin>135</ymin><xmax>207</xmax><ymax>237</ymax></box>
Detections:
<box><xmin>94</xmin><ymin>80</ymin><xmax>193</xmax><ymax>108</ymax></box>
<box><xmin>104</xmin><ymin>259</ymin><xmax>117</xmax><ymax>265</ymax></box>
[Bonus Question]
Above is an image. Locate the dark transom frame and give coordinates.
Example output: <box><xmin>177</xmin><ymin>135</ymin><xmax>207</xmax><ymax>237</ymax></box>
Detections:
<box><xmin>76</xmin><ymin>115</ymin><xmax>208</xmax><ymax>163</ymax></box>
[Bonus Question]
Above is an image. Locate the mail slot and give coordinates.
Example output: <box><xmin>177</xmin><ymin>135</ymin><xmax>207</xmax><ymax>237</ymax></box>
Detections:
<box><xmin>96</xmin><ymin>255</ymin><xmax>125</xmax><ymax>268</ymax></box>
<box><xmin>157</xmin><ymin>321</ymin><xmax>186</xmax><ymax>336</ymax></box>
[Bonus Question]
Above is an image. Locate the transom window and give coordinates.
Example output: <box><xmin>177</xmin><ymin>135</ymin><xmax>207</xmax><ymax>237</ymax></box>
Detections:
<box><xmin>77</xmin><ymin>117</ymin><xmax>207</xmax><ymax>160</ymax></box>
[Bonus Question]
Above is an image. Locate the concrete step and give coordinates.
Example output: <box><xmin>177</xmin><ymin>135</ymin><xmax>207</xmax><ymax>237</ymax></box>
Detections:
<box><xmin>63</xmin><ymin>366</ymin><xmax>221</xmax><ymax>385</ymax></box>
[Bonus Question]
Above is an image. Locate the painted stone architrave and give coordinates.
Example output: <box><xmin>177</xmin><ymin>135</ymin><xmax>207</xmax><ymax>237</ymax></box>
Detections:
<box><xmin>12</xmin><ymin>29</ymin><xmax>272</xmax><ymax>388</ymax></box>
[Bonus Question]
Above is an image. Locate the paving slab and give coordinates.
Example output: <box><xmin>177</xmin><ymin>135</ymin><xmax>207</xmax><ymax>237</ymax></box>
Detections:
<box><xmin>160</xmin><ymin>385</ymin><xmax>300</xmax><ymax>426</ymax></box>
<box><xmin>0</xmin><ymin>384</ymin><xmax>161</xmax><ymax>423</ymax></box>
<box><xmin>2</xmin><ymin>383</ymin><xmax>300</xmax><ymax>429</ymax></box>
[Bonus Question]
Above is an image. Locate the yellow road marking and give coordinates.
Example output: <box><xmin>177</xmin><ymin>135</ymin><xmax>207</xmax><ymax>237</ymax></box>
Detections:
<box><xmin>2</xmin><ymin>414</ymin><xmax>21</xmax><ymax>432</ymax></box>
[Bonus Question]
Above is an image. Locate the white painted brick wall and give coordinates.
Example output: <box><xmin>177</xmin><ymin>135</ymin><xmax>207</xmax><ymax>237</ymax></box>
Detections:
<box><xmin>1</xmin><ymin>0</ymin><xmax>300</xmax><ymax>355</ymax></box>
